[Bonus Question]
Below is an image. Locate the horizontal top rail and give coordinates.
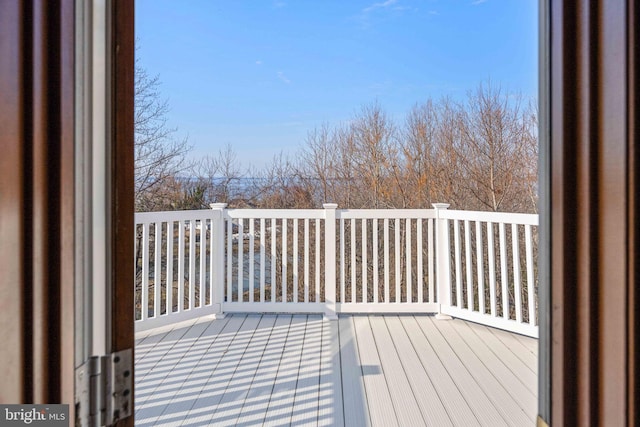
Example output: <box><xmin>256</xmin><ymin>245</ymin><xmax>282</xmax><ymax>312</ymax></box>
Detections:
<box><xmin>225</xmin><ymin>208</ymin><xmax>326</xmax><ymax>219</ymax></box>
<box><xmin>135</xmin><ymin>207</ymin><xmax>537</xmax><ymax>224</ymax></box>
<box><xmin>337</xmin><ymin>209</ymin><xmax>436</xmax><ymax>219</ymax></box>
<box><xmin>135</xmin><ymin>209</ymin><xmax>213</xmax><ymax>222</ymax></box>
<box><xmin>440</xmin><ymin>209</ymin><xmax>539</xmax><ymax>225</ymax></box>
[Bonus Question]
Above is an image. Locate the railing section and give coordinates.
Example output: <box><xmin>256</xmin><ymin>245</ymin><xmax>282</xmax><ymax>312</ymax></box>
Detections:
<box><xmin>335</xmin><ymin>209</ymin><xmax>438</xmax><ymax>313</ymax></box>
<box><xmin>438</xmin><ymin>208</ymin><xmax>539</xmax><ymax>337</ymax></box>
<box><xmin>134</xmin><ymin>205</ymin><xmax>539</xmax><ymax>337</ymax></box>
<box><xmin>134</xmin><ymin>209</ymin><xmax>225</xmax><ymax>331</ymax></box>
<box><xmin>222</xmin><ymin>208</ymin><xmax>327</xmax><ymax>314</ymax></box>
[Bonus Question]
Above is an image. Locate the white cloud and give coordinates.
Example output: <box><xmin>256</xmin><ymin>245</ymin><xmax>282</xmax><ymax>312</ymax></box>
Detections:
<box><xmin>277</xmin><ymin>71</ymin><xmax>291</xmax><ymax>84</ymax></box>
<box><xmin>471</xmin><ymin>0</ymin><xmax>488</xmax><ymax>5</ymax></box>
<box><xmin>362</xmin><ymin>0</ymin><xmax>398</xmax><ymax>14</ymax></box>
<box><xmin>255</xmin><ymin>60</ymin><xmax>263</xmax><ymax>65</ymax></box>
<box><xmin>273</xmin><ymin>1</ymin><xmax>286</xmax><ymax>8</ymax></box>
<box><xmin>428</xmin><ymin>10</ymin><xmax>439</xmax><ymax>15</ymax></box>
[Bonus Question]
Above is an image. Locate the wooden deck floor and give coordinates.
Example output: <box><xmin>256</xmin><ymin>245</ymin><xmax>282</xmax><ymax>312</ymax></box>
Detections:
<box><xmin>134</xmin><ymin>314</ymin><xmax>537</xmax><ymax>427</ymax></box>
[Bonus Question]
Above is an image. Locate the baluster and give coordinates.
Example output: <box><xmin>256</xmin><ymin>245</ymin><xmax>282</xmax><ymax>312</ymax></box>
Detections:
<box><xmin>488</xmin><ymin>222</ymin><xmax>496</xmax><ymax>317</ymax></box>
<box><xmin>406</xmin><ymin>218</ymin><xmax>412</xmax><ymax>303</ymax></box>
<box><xmin>417</xmin><ymin>218</ymin><xmax>423</xmax><ymax>303</ymax></box>
<box><xmin>476</xmin><ymin>221</ymin><xmax>485</xmax><ymax>314</ymax></box>
<box><xmin>512</xmin><ymin>223</ymin><xmax>523</xmax><ymax>323</ymax></box>
<box><xmin>465</xmin><ymin>220</ymin><xmax>473</xmax><ymax>310</ymax></box>
<box><xmin>500</xmin><ymin>222</ymin><xmax>508</xmax><ymax>319</ymax></box>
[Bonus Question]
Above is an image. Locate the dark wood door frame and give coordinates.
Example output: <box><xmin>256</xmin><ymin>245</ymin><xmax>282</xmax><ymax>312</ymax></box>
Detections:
<box><xmin>0</xmin><ymin>2</ymin><xmax>134</xmax><ymax>426</ymax></box>
<box><xmin>110</xmin><ymin>0</ymin><xmax>135</xmax><ymax>370</ymax></box>
<box><xmin>542</xmin><ymin>0</ymin><xmax>639</xmax><ymax>425</ymax></box>
<box><xmin>0</xmin><ymin>0</ymin><xmax>76</xmax><ymax>405</ymax></box>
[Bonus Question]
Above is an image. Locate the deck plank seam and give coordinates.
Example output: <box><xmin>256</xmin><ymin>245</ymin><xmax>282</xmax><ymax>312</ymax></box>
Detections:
<box><xmin>232</xmin><ymin>314</ymin><xmax>282</xmax><ymax>426</ymax></box>
<box><xmin>289</xmin><ymin>315</ymin><xmax>312</xmax><ymax>426</ymax></box>
<box><xmin>414</xmin><ymin>316</ymin><xmax>494</xmax><ymax>426</ymax></box>
<box><xmin>462</xmin><ymin>320</ymin><xmax>538</xmax><ymax>394</ymax></box>
<box><xmin>448</xmin><ymin>319</ymin><xmax>536</xmax><ymax>421</ymax></box>
<box><xmin>395</xmin><ymin>315</ymin><xmax>455</xmax><ymax>426</ymax></box>
<box><xmin>204</xmin><ymin>314</ymin><xmax>267</xmax><ymax>424</ymax></box>
<box><xmin>262</xmin><ymin>315</ymin><xmax>308</xmax><ymax>425</ymax></box>
<box><xmin>142</xmin><ymin>315</ymin><xmax>234</xmax><ymax>425</ymax></box>
<box><xmin>211</xmin><ymin>315</ymin><xmax>280</xmax><ymax>425</ymax></box>
<box><xmin>179</xmin><ymin>314</ymin><xmax>257</xmax><ymax>425</ymax></box>
<box><xmin>317</xmin><ymin>317</ymin><xmax>344</xmax><ymax>427</ymax></box>
<box><xmin>135</xmin><ymin>328</ymin><xmax>195</xmax><ymax>379</ymax></box>
<box><xmin>134</xmin><ymin>318</ymin><xmax>200</xmax><ymax>370</ymax></box>
<box><xmin>354</xmin><ymin>315</ymin><xmax>399</xmax><ymax>426</ymax></box>
<box><xmin>257</xmin><ymin>315</ymin><xmax>293</xmax><ymax>426</ymax></box>
<box><xmin>136</xmin><ymin>316</ymin><xmax>244</xmax><ymax>425</ymax></box>
<box><xmin>434</xmin><ymin>317</ymin><xmax>525</xmax><ymax>426</ymax></box>
<box><xmin>372</xmin><ymin>315</ymin><xmax>428</xmax><ymax>427</ymax></box>
<box><xmin>135</xmin><ymin>318</ymin><xmax>214</xmax><ymax>407</ymax></box>
<box><xmin>485</xmin><ymin>324</ymin><xmax>537</xmax><ymax>372</ymax></box>
<box><xmin>234</xmin><ymin>314</ymin><xmax>294</xmax><ymax>426</ymax></box>
<box><xmin>401</xmin><ymin>315</ymin><xmax>479</xmax><ymax>426</ymax></box>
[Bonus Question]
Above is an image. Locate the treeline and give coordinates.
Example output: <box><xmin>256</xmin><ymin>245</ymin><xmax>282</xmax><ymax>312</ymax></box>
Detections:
<box><xmin>135</xmin><ymin>79</ymin><xmax>538</xmax><ymax>214</ymax></box>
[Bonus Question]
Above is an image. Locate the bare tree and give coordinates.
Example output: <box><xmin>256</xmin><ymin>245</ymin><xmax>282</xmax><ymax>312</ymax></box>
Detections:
<box><xmin>400</xmin><ymin>100</ymin><xmax>440</xmax><ymax>207</ymax></box>
<box><xmin>457</xmin><ymin>82</ymin><xmax>536</xmax><ymax>212</ymax></box>
<box><xmin>257</xmin><ymin>152</ymin><xmax>315</xmax><ymax>209</ymax></box>
<box><xmin>350</xmin><ymin>102</ymin><xmax>397</xmax><ymax>208</ymax></box>
<box><xmin>293</xmin><ymin>83</ymin><xmax>537</xmax><ymax>213</ymax></box>
<box><xmin>132</xmin><ymin>75</ymin><xmax>538</xmax><ymax>214</ymax></box>
<box><xmin>300</xmin><ymin>123</ymin><xmax>337</xmax><ymax>205</ymax></box>
<box><xmin>134</xmin><ymin>63</ymin><xmax>191</xmax><ymax>211</ymax></box>
<box><xmin>186</xmin><ymin>144</ymin><xmax>252</xmax><ymax>207</ymax></box>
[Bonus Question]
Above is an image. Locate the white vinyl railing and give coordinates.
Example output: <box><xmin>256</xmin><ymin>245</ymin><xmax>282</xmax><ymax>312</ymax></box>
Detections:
<box><xmin>134</xmin><ymin>208</ymin><xmax>225</xmax><ymax>330</ymax></box>
<box><xmin>134</xmin><ymin>203</ymin><xmax>538</xmax><ymax>337</ymax></box>
<box><xmin>222</xmin><ymin>207</ymin><xmax>327</xmax><ymax>314</ymax></box>
<box><xmin>437</xmin><ymin>208</ymin><xmax>539</xmax><ymax>337</ymax></box>
<box><xmin>335</xmin><ymin>208</ymin><xmax>439</xmax><ymax>313</ymax></box>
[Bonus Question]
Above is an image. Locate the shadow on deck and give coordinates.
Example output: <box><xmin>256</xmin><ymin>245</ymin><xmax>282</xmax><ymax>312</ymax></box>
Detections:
<box><xmin>134</xmin><ymin>314</ymin><xmax>537</xmax><ymax>427</ymax></box>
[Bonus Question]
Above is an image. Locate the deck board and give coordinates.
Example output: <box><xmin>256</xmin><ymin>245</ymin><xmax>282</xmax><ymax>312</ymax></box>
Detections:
<box><xmin>185</xmin><ymin>315</ymin><xmax>263</xmax><ymax>426</ymax></box>
<box><xmin>290</xmin><ymin>315</ymin><xmax>323</xmax><ymax>426</ymax></box>
<box><xmin>262</xmin><ymin>315</ymin><xmax>308</xmax><ymax>426</ymax></box>
<box><xmin>136</xmin><ymin>317</ymin><xmax>214</xmax><ymax>421</ymax></box>
<box><xmin>142</xmin><ymin>315</ymin><xmax>246</xmax><ymax>426</ymax></box>
<box><xmin>136</xmin><ymin>317</ymin><xmax>232</xmax><ymax>427</ymax></box>
<box><xmin>352</xmin><ymin>316</ymin><xmax>399</xmax><ymax>427</ymax></box>
<box><xmin>136</xmin><ymin>314</ymin><xmax>538</xmax><ymax>427</ymax></box>
<box><xmin>384</xmin><ymin>316</ymin><xmax>453</xmax><ymax>427</ymax></box>
<box><xmin>485</xmin><ymin>325</ymin><xmax>538</xmax><ymax>373</ymax></box>
<box><xmin>338</xmin><ymin>317</ymin><xmax>371</xmax><ymax>427</ymax></box>
<box><xmin>211</xmin><ymin>315</ymin><xmax>279</xmax><ymax>427</ymax></box>
<box><xmin>235</xmin><ymin>315</ymin><xmax>292</xmax><ymax>427</ymax></box>
<box><xmin>399</xmin><ymin>316</ymin><xmax>479</xmax><ymax>426</ymax></box>
<box><xmin>368</xmin><ymin>316</ymin><xmax>426</xmax><ymax>427</ymax></box>
<box><xmin>317</xmin><ymin>318</ymin><xmax>345</xmax><ymax>427</ymax></box>
<box><xmin>453</xmin><ymin>320</ymin><xmax>536</xmax><ymax>419</ymax></box>
<box><xmin>463</xmin><ymin>321</ymin><xmax>537</xmax><ymax>395</ymax></box>
<box><xmin>435</xmin><ymin>318</ymin><xmax>533</xmax><ymax>426</ymax></box>
<box><xmin>415</xmin><ymin>316</ymin><xmax>509</xmax><ymax>426</ymax></box>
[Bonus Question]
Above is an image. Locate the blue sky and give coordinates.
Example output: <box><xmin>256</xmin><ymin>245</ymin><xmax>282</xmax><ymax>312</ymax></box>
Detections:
<box><xmin>136</xmin><ymin>0</ymin><xmax>538</xmax><ymax>169</ymax></box>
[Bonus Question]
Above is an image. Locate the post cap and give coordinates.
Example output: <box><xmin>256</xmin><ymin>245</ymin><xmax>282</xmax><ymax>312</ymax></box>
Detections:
<box><xmin>431</xmin><ymin>203</ymin><xmax>450</xmax><ymax>210</ymax></box>
<box><xmin>323</xmin><ymin>203</ymin><xmax>338</xmax><ymax>209</ymax></box>
<box><xmin>210</xmin><ymin>203</ymin><xmax>228</xmax><ymax>209</ymax></box>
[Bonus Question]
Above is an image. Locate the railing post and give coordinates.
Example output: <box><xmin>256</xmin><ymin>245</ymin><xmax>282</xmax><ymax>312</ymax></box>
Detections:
<box><xmin>210</xmin><ymin>203</ymin><xmax>228</xmax><ymax>318</ymax></box>
<box><xmin>323</xmin><ymin>203</ymin><xmax>338</xmax><ymax>320</ymax></box>
<box><xmin>433</xmin><ymin>203</ymin><xmax>452</xmax><ymax>320</ymax></box>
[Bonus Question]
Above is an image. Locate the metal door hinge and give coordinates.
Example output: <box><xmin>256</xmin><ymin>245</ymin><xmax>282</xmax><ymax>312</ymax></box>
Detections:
<box><xmin>75</xmin><ymin>348</ymin><xmax>133</xmax><ymax>426</ymax></box>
